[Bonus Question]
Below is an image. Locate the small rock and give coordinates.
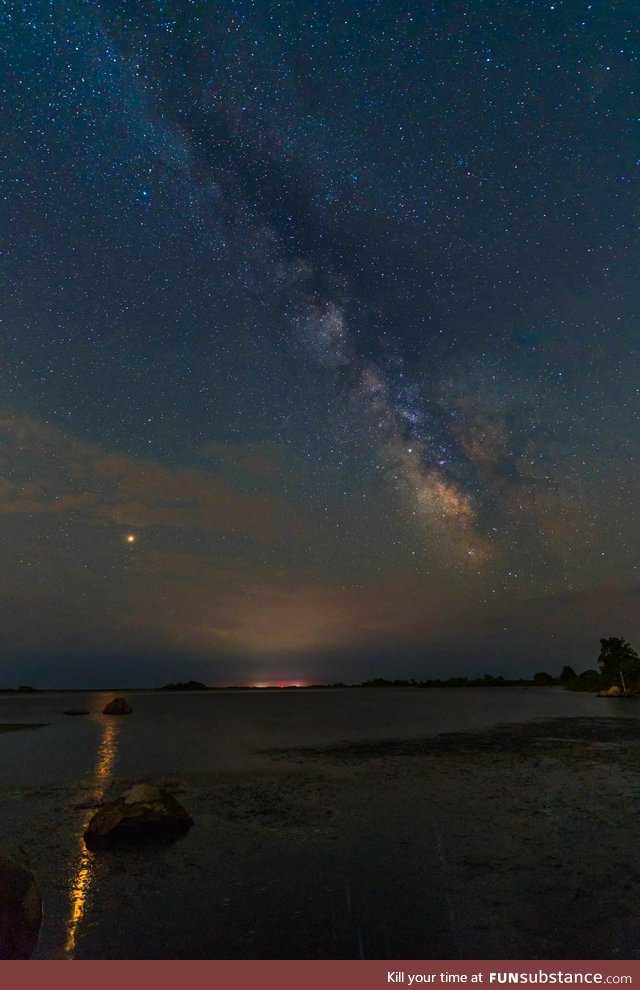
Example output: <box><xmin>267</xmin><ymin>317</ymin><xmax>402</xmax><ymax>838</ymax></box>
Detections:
<box><xmin>0</xmin><ymin>846</ymin><xmax>42</xmax><ymax>959</ymax></box>
<box><xmin>84</xmin><ymin>785</ymin><xmax>193</xmax><ymax>849</ymax></box>
<box><xmin>102</xmin><ymin>697</ymin><xmax>133</xmax><ymax>715</ymax></box>
<box><xmin>64</xmin><ymin>709</ymin><xmax>90</xmax><ymax>716</ymax></box>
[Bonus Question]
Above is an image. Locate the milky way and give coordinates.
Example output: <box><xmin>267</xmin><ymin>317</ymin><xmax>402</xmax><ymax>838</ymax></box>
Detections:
<box><xmin>1</xmin><ymin>1</ymin><xmax>638</xmax><ymax>685</ymax></box>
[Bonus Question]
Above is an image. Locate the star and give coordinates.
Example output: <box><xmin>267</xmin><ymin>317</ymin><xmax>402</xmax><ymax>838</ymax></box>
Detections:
<box><xmin>1</xmin><ymin>0</ymin><xmax>637</xmax><ymax>686</ymax></box>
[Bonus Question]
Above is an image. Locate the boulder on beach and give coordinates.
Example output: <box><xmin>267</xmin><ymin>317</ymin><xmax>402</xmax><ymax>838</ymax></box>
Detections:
<box><xmin>0</xmin><ymin>845</ymin><xmax>42</xmax><ymax>959</ymax></box>
<box><xmin>84</xmin><ymin>784</ymin><xmax>193</xmax><ymax>850</ymax></box>
<box><xmin>102</xmin><ymin>697</ymin><xmax>132</xmax><ymax>715</ymax></box>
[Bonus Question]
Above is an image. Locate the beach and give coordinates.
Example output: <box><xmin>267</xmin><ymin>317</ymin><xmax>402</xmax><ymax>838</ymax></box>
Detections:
<box><xmin>2</xmin><ymin>709</ymin><xmax>640</xmax><ymax>959</ymax></box>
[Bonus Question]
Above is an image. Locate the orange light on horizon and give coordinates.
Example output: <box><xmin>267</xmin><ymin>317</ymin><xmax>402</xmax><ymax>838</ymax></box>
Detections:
<box><xmin>125</xmin><ymin>534</ymin><xmax>136</xmax><ymax>544</ymax></box>
<box><xmin>252</xmin><ymin>681</ymin><xmax>305</xmax><ymax>689</ymax></box>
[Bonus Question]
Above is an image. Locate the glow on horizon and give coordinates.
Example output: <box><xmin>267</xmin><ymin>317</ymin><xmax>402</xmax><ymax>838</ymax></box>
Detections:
<box><xmin>251</xmin><ymin>681</ymin><xmax>306</xmax><ymax>689</ymax></box>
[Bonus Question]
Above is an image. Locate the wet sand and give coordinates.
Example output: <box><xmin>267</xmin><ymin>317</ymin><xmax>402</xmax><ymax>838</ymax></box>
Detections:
<box><xmin>3</xmin><ymin>716</ymin><xmax>640</xmax><ymax>959</ymax></box>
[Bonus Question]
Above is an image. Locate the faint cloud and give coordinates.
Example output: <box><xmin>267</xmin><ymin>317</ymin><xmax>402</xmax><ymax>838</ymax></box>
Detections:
<box><xmin>201</xmin><ymin>440</ymin><xmax>287</xmax><ymax>481</ymax></box>
<box><xmin>0</xmin><ymin>413</ymin><xmax>305</xmax><ymax>543</ymax></box>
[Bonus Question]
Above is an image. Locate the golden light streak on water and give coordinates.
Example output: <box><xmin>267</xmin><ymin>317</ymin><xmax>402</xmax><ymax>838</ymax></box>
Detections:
<box><xmin>60</xmin><ymin>716</ymin><xmax>120</xmax><ymax>958</ymax></box>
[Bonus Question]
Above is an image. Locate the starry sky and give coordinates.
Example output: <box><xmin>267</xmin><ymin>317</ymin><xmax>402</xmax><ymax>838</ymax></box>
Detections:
<box><xmin>1</xmin><ymin>0</ymin><xmax>638</xmax><ymax>687</ymax></box>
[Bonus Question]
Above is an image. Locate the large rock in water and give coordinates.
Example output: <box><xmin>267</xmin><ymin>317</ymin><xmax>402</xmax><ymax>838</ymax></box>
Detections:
<box><xmin>102</xmin><ymin>697</ymin><xmax>132</xmax><ymax>715</ymax></box>
<box><xmin>84</xmin><ymin>784</ymin><xmax>193</xmax><ymax>850</ymax></box>
<box><xmin>0</xmin><ymin>846</ymin><xmax>42</xmax><ymax>959</ymax></box>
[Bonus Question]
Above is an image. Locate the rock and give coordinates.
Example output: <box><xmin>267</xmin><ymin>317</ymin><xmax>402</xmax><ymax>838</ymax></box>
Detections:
<box><xmin>607</xmin><ymin>685</ymin><xmax>622</xmax><ymax>696</ymax></box>
<box><xmin>64</xmin><ymin>709</ymin><xmax>89</xmax><ymax>716</ymax></box>
<box><xmin>84</xmin><ymin>784</ymin><xmax>193</xmax><ymax>849</ymax></box>
<box><xmin>102</xmin><ymin>697</ymin><xmax>132</xmax><ymax>715</ymax></box>
<box><xmin>0</xmin><ymin>846</ymin><xmax>42</xmax><ymax>959</ymax></box>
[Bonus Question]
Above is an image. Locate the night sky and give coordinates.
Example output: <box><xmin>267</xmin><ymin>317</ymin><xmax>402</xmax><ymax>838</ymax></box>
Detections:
<box><xmin>2</xmin><ymin>1</ymin><xmax>638</xmax><ymax>687</ymax></box>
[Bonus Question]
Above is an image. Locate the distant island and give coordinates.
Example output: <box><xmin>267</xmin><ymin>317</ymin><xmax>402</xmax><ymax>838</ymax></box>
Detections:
<box><xmin>159</xmin><ymin>680</ymin><xmax>209</xmax><ymax>691</ymax></box>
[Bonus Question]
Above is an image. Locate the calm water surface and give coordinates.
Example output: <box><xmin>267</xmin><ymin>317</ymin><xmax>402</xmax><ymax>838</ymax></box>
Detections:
<box><xmin>0</xmin><ymin>686</ymin><xmax>636</xmax><ymax>787</ymax></box>
<box><xmin>2</xmin><ymin>686</ymin><xmax>639</xmax><ymax>960</ymax></box>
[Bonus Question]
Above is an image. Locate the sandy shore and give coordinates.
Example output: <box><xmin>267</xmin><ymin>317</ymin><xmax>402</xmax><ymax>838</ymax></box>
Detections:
<box><xmin>3</xmin><ymin>715</ymin><xmax>640</xmax><ymax>959</ymax></box>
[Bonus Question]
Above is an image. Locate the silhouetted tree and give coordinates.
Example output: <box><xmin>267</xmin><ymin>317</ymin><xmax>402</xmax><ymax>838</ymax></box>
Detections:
<box><xmin>559</xmin><ymin>665</ymin><xmax>577</xmax><ymax>683</ymax></box>
<box><xmin>596</xmin><ymin>638</ymin><xmax>640</xmax><ymax>685</ymax></box>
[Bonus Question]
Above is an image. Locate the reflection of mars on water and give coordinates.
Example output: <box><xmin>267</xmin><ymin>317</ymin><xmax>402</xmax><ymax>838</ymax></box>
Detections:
<box><xmin>61</xmin><ymin>717</ymin><xmax>119</xmax><ymax>958</ymax></box>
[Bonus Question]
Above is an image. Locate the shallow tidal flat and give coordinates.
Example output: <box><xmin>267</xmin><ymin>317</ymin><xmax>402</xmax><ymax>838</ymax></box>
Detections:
<box><xmin>2</xmin><ymin>714</ymin><xmax>640</xmax><ymax>959</ymax></box>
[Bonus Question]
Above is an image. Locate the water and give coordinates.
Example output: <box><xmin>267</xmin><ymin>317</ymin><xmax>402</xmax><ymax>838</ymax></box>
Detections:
<box><xmin>2</xmin><ymin>686</ymin><xmax>640</xmax><ymax>959</ymax></box>
<box><xmin>0</xmin><ymin>686</ymin><xmax>635</xmax><ymax>786</ymax></box>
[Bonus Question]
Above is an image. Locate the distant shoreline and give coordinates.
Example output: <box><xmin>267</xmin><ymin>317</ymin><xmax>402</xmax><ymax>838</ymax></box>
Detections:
<box><xmin>0</xmin><ymin>678</ymin><xmax>567</xmax><ymax>694</ymax></box>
